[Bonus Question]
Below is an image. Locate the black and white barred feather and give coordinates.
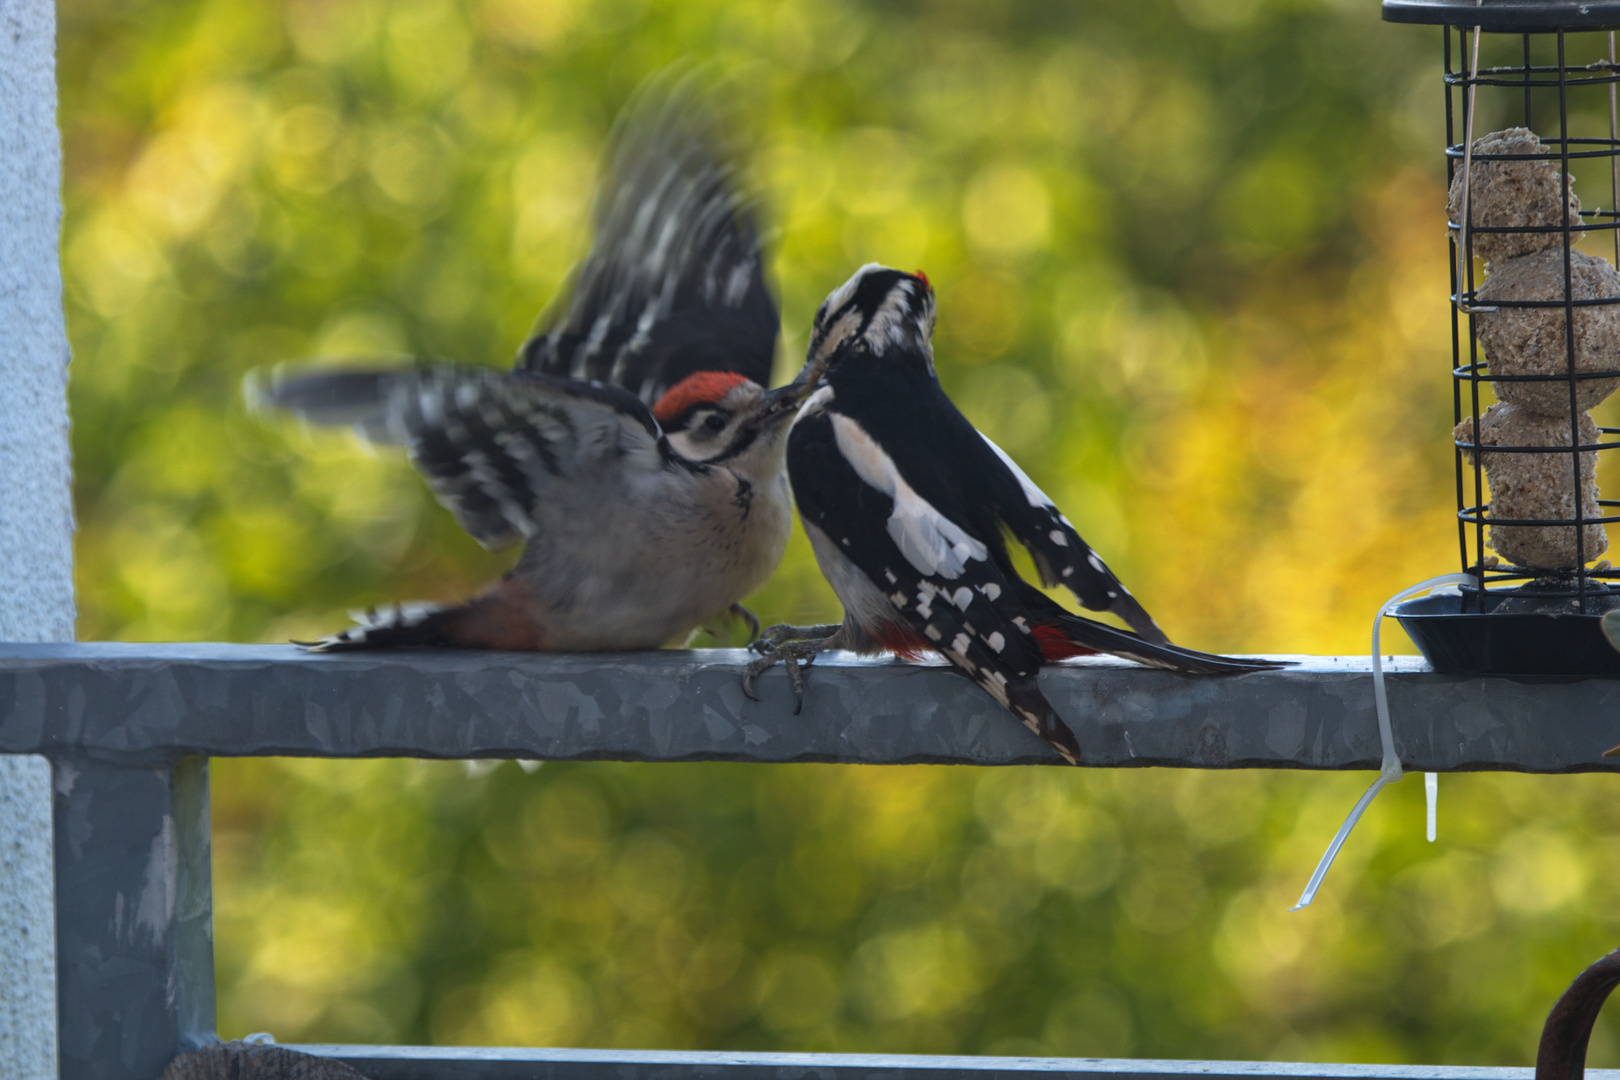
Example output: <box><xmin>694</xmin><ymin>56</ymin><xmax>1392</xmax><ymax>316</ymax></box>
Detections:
<box><xmin>516</xmin><ymin>76</ymin><xmax>778</xmax><ymax>404</ymax></box>
<box><xmin>262</xmin><ymin>362</ymin><xmax>672</xmax><ymax>550</ymax></box>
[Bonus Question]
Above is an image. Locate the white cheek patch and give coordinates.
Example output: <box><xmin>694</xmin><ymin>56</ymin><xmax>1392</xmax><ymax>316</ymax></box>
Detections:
<box><xmin>831</xmin><ymin>413</ymin><xmax>988</xmax><ymax>579</ymax></box>
<box><xmin>810</xmin><ymin>310</ymin><xmax>862</xmax><ymax>368</ymax></box>
<box><xmin>861</xmin><ymin>281</ymin><xmax>924</xmax><ymax>355</ymax></box>
<box><xmin>795</xmin><ymin>383</ymin><xmax>835</xmax><ymax>424</ymax></box>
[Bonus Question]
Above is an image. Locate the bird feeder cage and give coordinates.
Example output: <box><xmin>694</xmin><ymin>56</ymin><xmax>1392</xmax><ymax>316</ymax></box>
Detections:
<box><xmin>1383</xmin><ymin>0</ymin><xmax>1620</xmax><ymax>675</ymax></box>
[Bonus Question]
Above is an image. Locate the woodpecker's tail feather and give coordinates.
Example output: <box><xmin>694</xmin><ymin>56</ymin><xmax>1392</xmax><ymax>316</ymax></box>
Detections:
<box><xmin>1007</xmin><ymin>678</ymin><xmax>1083</xmax><ymax>764</ymax></box>
<box><xmin>300</xmin><ymin>580</ymin><xmax>547</xmax><ymax>652</ymax></box>
<box><xmin>967</xmin><ymin>667</ymin><xmax>1083</xmax><ymax>764</ymax></box>
<box><xmin>1039</xmin><ymin>611</ymin><xmax>1289</xmax><ymax>674</ymax></box>
<box><xmin>297</xmin><ymin>603</ymin><xmax>467</xmax><ymax>652</ymax></box>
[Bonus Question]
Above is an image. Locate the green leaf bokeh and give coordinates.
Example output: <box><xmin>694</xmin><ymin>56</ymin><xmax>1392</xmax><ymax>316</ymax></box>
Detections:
<box><xmin>57</xmin><ymin>0</ymin><xmax>1620</xmax><ymax>1063</ymax></box>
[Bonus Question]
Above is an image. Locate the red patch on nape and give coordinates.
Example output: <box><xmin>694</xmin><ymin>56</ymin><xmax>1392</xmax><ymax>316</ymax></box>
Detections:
<box><xmin>913</xmin><ymin>269</ymin><xmax>932</xmax><ymax>293</ymax></box>
<box><xmin>652</xmin><ymin>371</ymin><xmax>751</xmax><ymax>425</ymax></box>
<box><xmin>872</xmin><ymin>622</ymin><xmax>930</xmax><ymax>661</ymax></box>
<box><xmin>1032</xmin><ymin>621</ymin><xmax>1097</xmax><ymax>661</ymax></box>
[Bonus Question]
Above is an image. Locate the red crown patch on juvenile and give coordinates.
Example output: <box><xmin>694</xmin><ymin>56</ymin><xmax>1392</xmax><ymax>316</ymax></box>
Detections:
<box><xmin>652</xmin><ymin>371</ymin><xmax>751</xmax><ymax>425</ymax></box>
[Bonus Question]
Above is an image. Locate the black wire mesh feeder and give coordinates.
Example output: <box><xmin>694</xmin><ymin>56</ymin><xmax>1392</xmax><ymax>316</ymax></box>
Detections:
<box><xmin>1384</xmin><ymin>0</ymin><xmax>1620</xmax><ymax>675</ymax></box>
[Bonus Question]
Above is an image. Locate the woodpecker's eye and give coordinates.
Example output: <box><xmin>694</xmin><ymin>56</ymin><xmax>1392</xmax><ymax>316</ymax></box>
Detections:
<box><xmin>703</xmin><ymin>413</ymin><xmax>728</xmax><ymax>433</ymax></box>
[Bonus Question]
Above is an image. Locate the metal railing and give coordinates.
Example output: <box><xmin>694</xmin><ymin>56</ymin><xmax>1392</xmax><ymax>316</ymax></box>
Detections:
<box><xmin>3</xmin><ymin>643</ymin><xmax>1616</xmax><ymax>1080</ymax></box>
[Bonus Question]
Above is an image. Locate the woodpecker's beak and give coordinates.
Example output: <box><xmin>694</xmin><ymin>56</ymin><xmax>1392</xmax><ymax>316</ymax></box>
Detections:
<box><xmin>785</xmin><ymin>347</ymin><xmax>838</xmax><ymax>402</ymax></box>
<box><xmin>759</xmin><ymin>378</ymin><xmax>814</xmax><ymax>419</ymax></box>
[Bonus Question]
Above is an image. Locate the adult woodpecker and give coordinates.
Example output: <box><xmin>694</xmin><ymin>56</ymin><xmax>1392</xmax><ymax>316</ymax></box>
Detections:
<box><xmin>258</xmin><ymin>81</ymin><xmax>801</xmax><ymax>651</ymax></box>
<box><xmin>745</xmin><ymin>264</ymin><xmax>1286</xmax><ymax>763</ymax></box>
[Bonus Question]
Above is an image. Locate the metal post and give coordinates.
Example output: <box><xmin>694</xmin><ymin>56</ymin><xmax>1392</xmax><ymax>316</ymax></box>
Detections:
<box><xmin>53</xmin><ymin>757</ymin><xmax>215</xmax><ymax>1080</ymax></box>
<box><xmin>0</xmin><ymin>0</ymin><xmax>76</xmax><ymax>1077</ymax></box>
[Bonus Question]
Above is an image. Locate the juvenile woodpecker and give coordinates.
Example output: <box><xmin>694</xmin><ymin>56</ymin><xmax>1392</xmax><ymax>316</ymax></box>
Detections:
<box><xmin>259</xmin><ymin>81</ymin><xmax>800</xmax><ymax>651</ymax></box>
<box><xmin>266</xmin><ymin>363</ymin><xmax>803</xmax><ymax>650</ymax></box>
<box><xmin>745</xmin><ymin>264</ymin><xmax>1286</xmax><ymax>762</ymax></box>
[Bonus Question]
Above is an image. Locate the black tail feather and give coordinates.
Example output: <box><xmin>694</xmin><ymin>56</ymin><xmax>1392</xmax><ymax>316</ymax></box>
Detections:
<box><xmin>1047</xmin><ymin>609</ymin><xmax>1290</xmax><ymax>673</ymax></box>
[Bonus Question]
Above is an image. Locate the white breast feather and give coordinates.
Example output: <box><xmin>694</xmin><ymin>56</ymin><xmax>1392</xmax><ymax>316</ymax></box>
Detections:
<box><xmin>830</xmin><ymin>413</ymin><xmax>987</xmax><ymax>579</ymax></box>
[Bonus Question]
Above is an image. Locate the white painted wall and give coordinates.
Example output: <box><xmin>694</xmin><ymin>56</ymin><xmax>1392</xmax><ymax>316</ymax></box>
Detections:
<box><xmin>0</xmin><ymin>0</ymin><xmax>75</xmax><ymax>1075</ymax></box>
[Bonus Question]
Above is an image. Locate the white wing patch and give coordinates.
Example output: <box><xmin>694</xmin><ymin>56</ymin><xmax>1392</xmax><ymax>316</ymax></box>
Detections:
<box><xmin>830</xmin><ymin>412</ymin><xmax>987</xmax><ymax>579</ymax></box>
<box><xmin>980</xmin><ymin>432</ymin><xmax>1053</xmax><ymax>509</ymax></box>
<box><xmin>795</xmin><ymin>383</ymin><xmax>835</xmax><ymax>424</ymax></box>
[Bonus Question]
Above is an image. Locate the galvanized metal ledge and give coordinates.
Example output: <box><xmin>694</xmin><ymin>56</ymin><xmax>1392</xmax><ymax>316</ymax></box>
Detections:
<box><xmin>289</xmin><ymin>1046</ymin><xmax>1619</xmax><ymax>1080</ymax></box>
<box><xmin>3</xmin><ymin>643</ymin><xmax>1619</xmax><ymax>771</ymax></box>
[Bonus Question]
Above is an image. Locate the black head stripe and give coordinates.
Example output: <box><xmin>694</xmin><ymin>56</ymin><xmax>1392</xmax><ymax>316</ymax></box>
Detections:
<box><xmin>849</xmin><ymin>267</ymin><xmax>914</xmax><ymax>319</ymax></box>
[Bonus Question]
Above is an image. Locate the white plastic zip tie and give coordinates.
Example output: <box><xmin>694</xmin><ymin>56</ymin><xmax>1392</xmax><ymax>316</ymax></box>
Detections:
<box><xmin>1426</xmin><ymin>771</ymin><xmax>1438</xmax><ymax>842</ymax></box>
<box><xmin>1455</xmin><ymin>7</ymin><xmax>1496</xmax><ymax>315</ymax></box>
<box><xmin>1289</xmin><ymin>572</ymin><xmax>1476</xmax><ymax>911</ymax></box>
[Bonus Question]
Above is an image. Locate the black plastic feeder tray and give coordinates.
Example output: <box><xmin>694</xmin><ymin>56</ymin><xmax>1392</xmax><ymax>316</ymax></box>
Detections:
<box><xmin>1395</xmin><ymin>583</ymin><xmax>1620</xmax><ymax>677</ymax></box>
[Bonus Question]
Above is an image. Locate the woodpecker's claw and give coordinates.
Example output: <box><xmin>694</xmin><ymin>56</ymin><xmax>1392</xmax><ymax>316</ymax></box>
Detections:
<box><xmin>742</xmin><ymin>624</ymin><xmax>841</xmax><ymax>710</ymax></box>
<box><xmin>748</xmin><ymin>623</ymin><xmax>841</xmax><ymax>657</ymax></box>
<box><xmin>729</xmin><ymin>603</ymin><xmax>762</xmax><ymax>644</ymax></box>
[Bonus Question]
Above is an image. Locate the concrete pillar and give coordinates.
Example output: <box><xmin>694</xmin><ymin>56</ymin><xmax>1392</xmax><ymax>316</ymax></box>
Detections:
<box><xmin>0</xmin><ymin>0</ymin><xmax>76</xmax><ymax>1078</ymax></box>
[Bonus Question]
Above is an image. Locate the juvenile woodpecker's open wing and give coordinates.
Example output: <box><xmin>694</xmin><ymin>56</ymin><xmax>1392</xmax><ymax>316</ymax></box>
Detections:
<box><xmin>517</xmin><ymin>79</ymin><xmax>778</xmax><ymax>404</ymax></box>
<box><xmin>788</xmin><ymin>406</ymin><xmax>1083</xmax><ymax>762</ymax></box>
<box><xmin>264</xmin><ymin>363</ymin><xmax>668</xmax><ymax>549</ymax></box>
<box><xmin>974</xmin><ymin>432</ymin><xmax>1169</xmax><ymax>643</ymax></box>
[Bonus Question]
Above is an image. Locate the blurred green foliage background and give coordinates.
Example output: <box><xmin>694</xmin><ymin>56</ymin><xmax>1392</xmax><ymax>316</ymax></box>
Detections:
<box><xmin>55</xmin><ymin>0</ymin><xmax>1620</xmax><ymax>1064</ymax></box>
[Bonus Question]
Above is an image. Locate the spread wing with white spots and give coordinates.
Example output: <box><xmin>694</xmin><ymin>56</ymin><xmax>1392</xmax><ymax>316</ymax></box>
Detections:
<box><xmin>263</xmin><ymin>362</ymin><xmax>670</xmax><ymax>550</ymax></box>
<box><xmin>787</xmin><ymin>405</ymin><xmax>1083</xmax><ymax>762</ymax></box>
<box><xmin>977</xmin><ymin>434</ymin><xmax>1167</xmax><ymax>643</ymax></box>
<box><xmin>516</xmin><ymin>79</ymin><xmax>778</xmax><ymax>405</ymax></box>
